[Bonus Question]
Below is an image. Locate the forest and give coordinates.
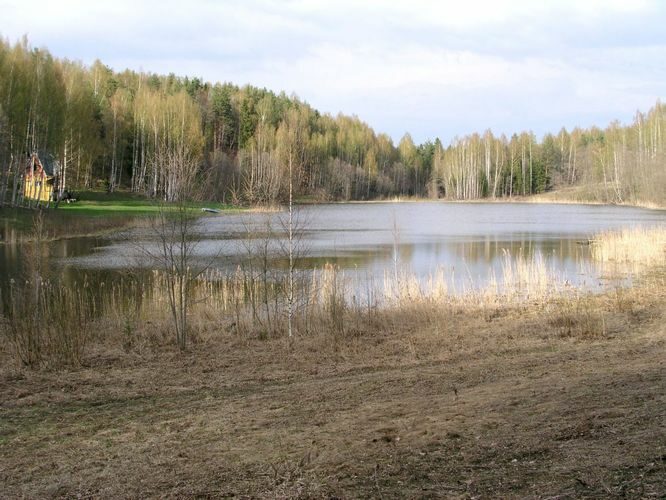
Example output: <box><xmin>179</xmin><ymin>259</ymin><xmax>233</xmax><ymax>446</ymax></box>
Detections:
<box><xmin>0</xmin><ymin>37</ymin><xmax>664</xmax><ymax>207</ymax></box>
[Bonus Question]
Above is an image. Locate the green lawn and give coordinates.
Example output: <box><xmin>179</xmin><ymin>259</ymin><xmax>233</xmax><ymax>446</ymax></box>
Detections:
<box><xmin>56</xmin><ymin>190</ymin><xmax>237</xmax><ymax>217</ymax></box>
<box><xmin>1</xmin><ymin>191</ymin><xmax>239</xmax><ymax>242</ymax></box>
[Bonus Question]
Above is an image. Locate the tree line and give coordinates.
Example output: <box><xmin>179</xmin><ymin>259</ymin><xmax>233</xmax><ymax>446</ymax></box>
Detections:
<box><xmin>0</xmin><ymin>37</ymin><xmax>664</xmax><ymax>206</ymax></box>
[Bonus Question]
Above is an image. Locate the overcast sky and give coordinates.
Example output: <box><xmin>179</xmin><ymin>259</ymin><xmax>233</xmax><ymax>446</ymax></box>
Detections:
<box><xmin>1</xmin><ymin>0</ymin><xmax>665</xmax><ymax>143</ymax></box>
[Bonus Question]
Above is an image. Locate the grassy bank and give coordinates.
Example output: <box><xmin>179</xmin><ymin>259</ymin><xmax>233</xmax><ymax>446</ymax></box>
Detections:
<box><xmin>0</xmin><ymin>273</ymin><xmax>664</xmax><ymax>497</ymax></box>
<box><xmin>57</xmin><ymin>190</ymin><xmax>236</xmax><ymax>217</ymax></box>
<box><xmin>526</xmin><ymin>184</ymin><xmax>666</xmax><ymax>210</ymax></box>
<box><xmin>3</xmin><ymin>188</ymin><xmax>662</xmax><ymax>245</ymax></box>
<box><xmin>329</xmin><ymin>186</ymin><xmax>666</xmax><ymax>210</ymax></box>
<box><xmin>0</xmin><ymin>206</ymin><xmax>141</xmax><ymax>244</ymax></box>
<box><xmin>0</xmin><ymin>190</ymin><xmax>239</xmax><ymax>243</ymax></box>
<box><xmin>0</xmin><ymin>227</ymin><xmax>665</xmax><ymax>497</ymax></box>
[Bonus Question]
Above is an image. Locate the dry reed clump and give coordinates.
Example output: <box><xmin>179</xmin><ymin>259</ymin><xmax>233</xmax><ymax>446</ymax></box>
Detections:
<box><xmin>102</xmin><ymin>248</ymin><xmax>581</xmax><ymax>346</ymax></box>
<box><xmin>383</xmin><ymin>267</ymin><xmax>450</xmax><ymax>307</ymax></box>
<box><xmin>5</xmin><ymin>228</ymin><xmax>662</xmax><ymax>367</ymax></box>
<box><xmin>0</xmin><ymin>279</ymin><xmax>93</xmax><ymax>367</ymax></box>
<box><xmin>95</xmin><ymin>272</ymin><xmax>221</xmax><ymax>349</ymax></box>
<box><xmin>498</xmin><ymin>249</ymin><xmax>563</xmax><ymax>298</ymax></box>
<box><xmin>0</xmin><ymin>209</ymin><xmax>95</xmax><ymax>368</ymax></box>
<box><xmin>547</xmin><ymin>293</ymin><xmax>607</xmax><ymax>339</ymax></box>
<box><xmin>382</xmin><ymin>251</ymin><xmax>566</xmax><ymax>311</ymax></box>
<box><xmin>313</xmin><ymin>263</ymin><xmax>349</xmax><ymax>336</ymax></box>
<box><xmin>590</xmin><ymin>226</ymin><xmax>666</xmax><ymax>268</ymax></box>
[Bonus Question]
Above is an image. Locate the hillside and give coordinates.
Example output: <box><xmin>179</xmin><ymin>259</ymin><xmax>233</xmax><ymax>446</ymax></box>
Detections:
<box><xmin>1</xmin><ymin>38</ymin><xmax>664</xmax><ymax>207</ymax></box>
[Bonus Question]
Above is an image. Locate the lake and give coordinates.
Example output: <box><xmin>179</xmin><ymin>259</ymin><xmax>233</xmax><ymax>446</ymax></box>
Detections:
<box><xmin>1</xmin><ymin>202</ymin><xmax>665</xmax><ymax>299</ymax></box>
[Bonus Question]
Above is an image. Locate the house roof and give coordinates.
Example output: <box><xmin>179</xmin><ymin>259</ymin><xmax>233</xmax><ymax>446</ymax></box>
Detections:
<box><xmin>40</xmin><ymin>153</ymin><xmax>59</xmax><ymax>177</ymax></box>
<box><xmin>28</xmin><ymin>152</ymin><xmax>59</xmax><ymax>177</ymax></box>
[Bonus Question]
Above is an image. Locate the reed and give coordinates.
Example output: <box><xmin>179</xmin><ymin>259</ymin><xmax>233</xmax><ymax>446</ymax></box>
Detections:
<box><xmin>1</xmin><ymin>279</ymin><xmax>93</xmax><ymax>367</ymax></box>
<box><xmin>498</xmin><ymin>249</ymin><xmax>563</xmax><ymax>298</ymax></box>
<box><xmin>548</xmin><ymin>291</ymin><xmax>607</xmax><ymax>339</ymax></box>
<box><xmin>3</xmin><ymin>226</ymin><xmax>662</xmax><ymax>366</ymax></box>
<box><xmin>591</xmin><ymin>226</ymin><xmax>666</xmax><ymax>269</ymax></box>
<box><xmin>134</xmin><ymin>247</ymin><xmax>612</xmax><ymax>337</ymax></box>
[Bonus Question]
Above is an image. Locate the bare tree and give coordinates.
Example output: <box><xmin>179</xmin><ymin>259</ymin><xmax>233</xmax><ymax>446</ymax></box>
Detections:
<box><xmin>142</xmin><ymin>142</ymin><xmax>202</xmax><ymax>350</ymax></box>
<box><xmin>277</xmin><ymin>109</ymin><xmax>307</xmax><ymax>338</ymax></box>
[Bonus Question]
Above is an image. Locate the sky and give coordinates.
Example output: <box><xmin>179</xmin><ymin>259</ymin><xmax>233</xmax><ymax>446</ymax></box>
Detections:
<box><xmin>1</xmin><ymin>0</ymin><xmax>665</xmax><ymax>144</ymax></box>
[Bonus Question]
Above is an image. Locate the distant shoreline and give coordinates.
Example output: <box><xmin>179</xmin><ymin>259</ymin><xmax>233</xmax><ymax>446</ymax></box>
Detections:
<box><xmin>307</xmin><ymin>195</ymin><xmax>666</xmax><ymax>211</ymax></box>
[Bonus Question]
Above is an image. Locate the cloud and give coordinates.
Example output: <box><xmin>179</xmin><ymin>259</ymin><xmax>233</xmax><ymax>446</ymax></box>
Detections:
<box><xmin>1</xmin><ymin>0</ymin><xmax>664</xmax><ymax>142</ymax></box>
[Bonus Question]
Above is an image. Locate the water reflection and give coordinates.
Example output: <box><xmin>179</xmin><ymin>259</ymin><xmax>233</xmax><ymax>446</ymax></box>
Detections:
<box><xmin>1</xmin><ymin>202</ymin><xmax>664</xmax><ymax>301</ymax></box>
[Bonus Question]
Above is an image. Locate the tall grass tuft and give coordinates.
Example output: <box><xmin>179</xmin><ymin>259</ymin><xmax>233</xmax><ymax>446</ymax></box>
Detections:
<box><xmin>548</xmin><ymin>293</ymin><xmax>607</xmax><ymax>339</ymax></box>
<box><xmin>1</xmin><ymin>279</ymin><xmax>93</xmax><ymax>367</ymax></box>
<box><xmin>499</xmin><ymin>249</ymin><xmax>561</xmax><ymax>298</ymax></box>
<box><xmin>591</xmin><ymin>226</ymin><xmax>666</xmax><ymax>268</ymax></box>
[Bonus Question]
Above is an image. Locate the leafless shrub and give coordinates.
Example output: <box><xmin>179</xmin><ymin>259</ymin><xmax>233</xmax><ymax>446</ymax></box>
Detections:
<box><xmin>1</xmin><ymin>279</ymin><xmax>93</xmax><ymax>368</ymax></box>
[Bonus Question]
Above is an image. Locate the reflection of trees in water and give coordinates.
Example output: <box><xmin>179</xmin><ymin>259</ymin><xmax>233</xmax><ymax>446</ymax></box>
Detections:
<box><xmin>383</xmin><ymin>236</ymin><xmax>588</xmax><ymax>268</ymax></box>
<box><xmin>0</xmin><ymin>219</ymin><xmax>20</xmax><ymax>244</ymax></box>
<box><xmin>451</xmin><ymin>236</ymin><xmax>586</xmax><ymax>265</ymax></box>
<box><xmin>0</xmin><ymin>235</ymin><xmax>154</xmax><ymax>318</ymax></box>
<box><xmin>1</xmin><ymin>203</ymin><xmax>652</xmax><ymax>313</ymax></box>
<box><xmin>261</xmin><ymin>235</ymin><xmax>598</xmax><ymax>294</ymax></box>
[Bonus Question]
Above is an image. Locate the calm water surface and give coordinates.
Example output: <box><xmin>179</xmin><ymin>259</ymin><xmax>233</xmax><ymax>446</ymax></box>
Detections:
<box><xmin>2</xmin><ymin>202</ymin><xmax>665</xmax><ymax>295</ymax></box>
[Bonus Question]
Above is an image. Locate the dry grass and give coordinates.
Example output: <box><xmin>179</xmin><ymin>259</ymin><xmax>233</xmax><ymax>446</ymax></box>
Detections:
<box><xmin>1</xmin><ymin>227</ymin><xmax>665</xmax><ymax>497</ymax></box>
<box><xmin>591</xmin><ymin>226</ymin><xmax>666</xmax><ymax>268</ymax></box>
<box><xmin>1</xmin><ymin>280</ymin><xmax>92</xmax><ymax>368</ymax></box>
<box><xmin>547</xmin><ymin>292</ymin><xmax>607</xmax><ymax>339</ymax></box>
<box><xmin>1</xmin><ymin>269</ymin><xmax>665</xmax><ymax>497</ymax></box>
<box><xmin>1</xmin><ymin>228</ymin><xmax>654</xmax><ymax>364</ymax></box>
<box><xmin>529</xmin><ymin>185</ymin><xmax>666</xmax><ymax>210</ymax></box>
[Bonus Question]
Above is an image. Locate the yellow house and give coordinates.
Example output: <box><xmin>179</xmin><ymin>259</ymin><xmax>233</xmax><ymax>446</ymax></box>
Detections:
<box><xmin>24</xmin><ymin>152</ymin><xmax>59</xmax><ymax>203</ymax></box>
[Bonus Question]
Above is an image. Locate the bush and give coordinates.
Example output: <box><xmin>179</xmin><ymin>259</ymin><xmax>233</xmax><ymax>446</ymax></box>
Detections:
<box><xmin>1</xmin><ymin>279</ymin><xmax>92</xmax><ymax>368</ymax></box>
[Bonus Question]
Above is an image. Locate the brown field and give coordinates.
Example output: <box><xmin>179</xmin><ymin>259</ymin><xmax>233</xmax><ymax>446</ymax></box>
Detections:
<box><xmin>1</xmin><ymin>267</ymin><xmax>665</xmax><ymax>498</ymax></box>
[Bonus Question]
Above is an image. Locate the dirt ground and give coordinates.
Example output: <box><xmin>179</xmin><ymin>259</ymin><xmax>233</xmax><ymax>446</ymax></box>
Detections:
<box><xmin>1</xmin><ymin>284</ymin><xmax>665</xmax><ymax>498</ymax></box>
